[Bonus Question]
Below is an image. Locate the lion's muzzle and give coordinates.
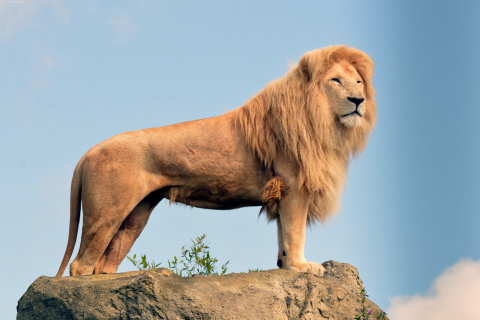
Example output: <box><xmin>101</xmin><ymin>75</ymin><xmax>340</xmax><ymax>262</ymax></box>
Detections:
<box><xmin>342</xmin><ymin>96</ymin><xmax>365</xmax><ymax>118</ymax></box>
<box><xmin>347</xmin><ymin>97</ymin><xmax>364</xmax><ymax>107</ymax></box>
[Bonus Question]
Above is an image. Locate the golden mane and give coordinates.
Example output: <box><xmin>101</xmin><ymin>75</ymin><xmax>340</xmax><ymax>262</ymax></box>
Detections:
<box><xmin>233</xmin><ymin>45</ymin><xmax>376</xmax><ymax>224</ymax></box>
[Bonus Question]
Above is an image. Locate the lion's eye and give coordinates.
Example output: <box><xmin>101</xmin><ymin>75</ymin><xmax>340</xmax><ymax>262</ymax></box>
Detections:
<box><xmin>332</xmin><ymin>78</ymin><xmax>341</xmax><ymax>84</ymax></box>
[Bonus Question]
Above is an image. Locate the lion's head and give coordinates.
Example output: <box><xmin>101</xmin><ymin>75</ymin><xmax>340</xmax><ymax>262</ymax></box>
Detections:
<box><xmin>234</xmin><ymin>45</ymin><xmax>376</xmax><ymax>223</ymax></box>
<box><xmin>297</xmin><ymin>46</ymin><xmax>376</xmax><ymax>135</ymax></box>
<box><xmin>322</xmin><ymin>61</ymin><xmax>367</xmax><ymax>128</ymax></box>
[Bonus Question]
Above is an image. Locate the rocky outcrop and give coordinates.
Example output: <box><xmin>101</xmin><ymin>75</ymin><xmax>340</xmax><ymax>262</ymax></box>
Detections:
<box><xmin>17</xmin><ymin>261</ymin><xmax>387</xmax><ymax>319</ymax></box>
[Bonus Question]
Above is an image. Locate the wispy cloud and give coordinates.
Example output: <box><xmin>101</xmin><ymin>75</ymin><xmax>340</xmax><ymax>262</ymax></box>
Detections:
<box><xmin>388</xmin><ymin>259</ymin><xmax>480</xmax><ymax>320</ymax></box>
<box><xmin>0</xmin><ymin>0</ymin><xmax>35</xmax><ymax>37</ymax></box>
<box><xmin>0</xmin><ymin>0</ymin><xmax>69</xmax><ymax>38</ymax></box>
<box><xmin>110</xmin><ymin>14</ymin><xmax>136</xmax><ymax>43</ymax></box>
<box><xmin>30</xmin><ymin>52</ymin><xmax>64</xmax><ymax>89</ymax></box>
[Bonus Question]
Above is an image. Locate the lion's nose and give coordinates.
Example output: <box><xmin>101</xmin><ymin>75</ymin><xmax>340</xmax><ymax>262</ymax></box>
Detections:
<box><xmin>348</xmin><ymin>97</ymin><xmax>364</xmax><ymax>107</ymax></box>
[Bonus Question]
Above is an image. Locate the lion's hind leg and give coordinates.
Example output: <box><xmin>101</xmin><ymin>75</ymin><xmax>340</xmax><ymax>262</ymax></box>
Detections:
<box><xmin>70</xmin><ymin>214</ymin><xmax>124</xmax><ymax>276</ymax></box>
<box><xmin>70</xmin><ymin>187</ymin><xmax>159</xmax><ymax>276</ymax></box>
<box><xmin>94</xmin><ymin>189</ymin><xmax>164</xmax><ymax>274</ymax></box>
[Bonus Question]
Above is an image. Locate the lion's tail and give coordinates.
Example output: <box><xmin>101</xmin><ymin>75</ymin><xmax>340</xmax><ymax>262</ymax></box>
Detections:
<box><xmin>56</xmin><ymin>156</ymin><xmax>84</xmax><ymax>277</ymax></box>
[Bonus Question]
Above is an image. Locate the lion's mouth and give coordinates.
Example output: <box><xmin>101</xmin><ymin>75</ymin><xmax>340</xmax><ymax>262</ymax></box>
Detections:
<box><xmin>341</xmin><ymin>110</ymin><xmax>362</xmax><ymax>118</ymax></box>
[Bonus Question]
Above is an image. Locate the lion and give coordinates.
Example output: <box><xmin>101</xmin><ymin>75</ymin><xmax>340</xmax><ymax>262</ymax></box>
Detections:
<box><xmin>56</xmin><ymin>45</ymin><xmax>376</xmax><ymax>277</ymax></box>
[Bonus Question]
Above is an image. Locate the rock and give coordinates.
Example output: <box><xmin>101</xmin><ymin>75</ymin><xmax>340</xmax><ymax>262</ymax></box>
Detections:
<box><xmin>17</xmin><ymin>261</ymin><xmax>388</xmax><ymax>320</ymax></box>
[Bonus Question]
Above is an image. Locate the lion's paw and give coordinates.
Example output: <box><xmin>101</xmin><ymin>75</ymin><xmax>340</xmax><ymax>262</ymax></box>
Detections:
<box><xmin>277</xmin><ymin>257</ymin><xmax>288</xmax><ymax>269</ymax></box>
<box><xmin>277</xmin><ymin>250</ymin><xmax>288</xmax><ymax>269</ymax></box>
<box><xmin>289</xmin><ymin>261</ymin><xmax>325</xmax><ymax>277</ymax></box>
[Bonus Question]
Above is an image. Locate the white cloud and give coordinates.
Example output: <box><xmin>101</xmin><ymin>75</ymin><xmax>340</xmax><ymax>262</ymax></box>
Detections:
<box><xmin>0</xmin><ymin>0</ymin><xmax>69</xmax><ymax>38</ymax></box>
<box><xmin>41</xmin><ymin>53</ymin><xmax>61</xmax><ymax>69</ymax></box>
<box><xmin>388</xmin><ymin>259</ymin><xmax>480</xmax><ymax>320</ymax></box>
<box><xmin>110</xmin><ymin>14</ymin><xmax>136</xmax><ymax>43</ymax></box>
<box><xmin>30</xmin><ymin>52</ymin><xmax>64</xmax><ymax>89</ymax></box>
<box><xmin>0</xmin><ymin>0</ymin><xmax>36</xmax><ymax>37</ymax></box>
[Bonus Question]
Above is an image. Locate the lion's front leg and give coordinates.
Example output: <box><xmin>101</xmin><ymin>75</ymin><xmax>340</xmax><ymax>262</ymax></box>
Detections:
<box><xmin>276</xmin><ymin>219</ymin><xmax>287</xmax><ymax>269</ymax></box>
<box><xmin>278</xmin><ymin>188</ymin><xmax>325</xmax><ymax>277</ymax></box>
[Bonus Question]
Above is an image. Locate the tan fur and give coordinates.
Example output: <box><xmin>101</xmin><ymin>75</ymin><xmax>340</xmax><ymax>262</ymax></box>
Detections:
<box><xmin>260</xmin><ymin>176</ymin><xmax>288</xmax><ymax>218</ymax></box>
<box><xmin>56</xmin><ymin>46</ymin><xmax>376</xmax><ymax>278</ymax></box>
<box><xmin>235</xmin><ymin>46</ymin><xmax>376</xmax><ymax>224</ymax></box>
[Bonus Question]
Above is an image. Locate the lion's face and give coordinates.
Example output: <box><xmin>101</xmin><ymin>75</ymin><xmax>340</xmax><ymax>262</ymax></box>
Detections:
<box><xmin>323</xmin><ymin>61</ymin><xmax>367</xmax><ymax>128</ymax></box>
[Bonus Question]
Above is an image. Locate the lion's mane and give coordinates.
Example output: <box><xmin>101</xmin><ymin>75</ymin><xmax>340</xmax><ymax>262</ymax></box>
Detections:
<box><xmin>233</xmin><ymin>46</ymin><xmax>376</xmax><ymax>224</ymax></box>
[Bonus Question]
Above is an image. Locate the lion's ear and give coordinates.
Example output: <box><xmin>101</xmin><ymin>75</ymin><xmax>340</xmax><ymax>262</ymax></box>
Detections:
<box><xmin>298</xmin><ymin>54</ymin><xmax>312</xmax><ymax>82</ymax></box>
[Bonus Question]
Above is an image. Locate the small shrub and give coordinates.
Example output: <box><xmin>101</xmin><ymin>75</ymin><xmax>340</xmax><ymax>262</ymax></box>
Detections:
<box><xmin>127</xmin><ymin>234</ymin><xmax>229</xmax><ymax>276</ymax></box>
<box><xmin>126</xmin><ymin>254</ymin><xmax>161</xmax><ymax>270</ymax></box>
<box><xmin>167</xmin><ymin>234</ymin><xmax>229</xmax><ymax>276</ymax></box>
<box><xmin>239</xmin><ymin>268</ymin><xmax>263</xmax><ymax>274</ymax></box>
<box><xmin>354</xmin><ymin>286</ymin><xmax>387</xmax><ymax>320</ymax></box>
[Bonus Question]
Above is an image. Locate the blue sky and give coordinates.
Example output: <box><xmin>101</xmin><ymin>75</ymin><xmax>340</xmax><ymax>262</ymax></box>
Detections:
<box><xmin>1</xmin><ymin>1</ymin><xmax>479</xmax><ymax>319</ymax></box>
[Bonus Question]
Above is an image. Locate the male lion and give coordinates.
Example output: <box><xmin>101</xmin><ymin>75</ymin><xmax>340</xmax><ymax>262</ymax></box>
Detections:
<box><xmin>56</xmin><ymin>45</ymin><xmax>376</xmax><ymax>277</ymax></box>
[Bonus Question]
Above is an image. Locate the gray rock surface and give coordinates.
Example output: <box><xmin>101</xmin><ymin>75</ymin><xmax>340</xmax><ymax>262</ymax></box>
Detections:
<box><xmin>17</xmin><ymin>261</ymin><xmax>387</xmax><ymax>320</ymax></box>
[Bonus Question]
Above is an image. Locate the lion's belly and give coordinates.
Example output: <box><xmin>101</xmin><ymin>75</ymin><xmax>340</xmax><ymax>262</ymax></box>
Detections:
<box><xmin>166</xmin><ymin>171</ymin><xmax>267</xmax><ymax>210</ymax></box>
<box><xmin>175</xmin><ymin>195</ymin><xmax>263</xmax><ymax>210</ymax></box>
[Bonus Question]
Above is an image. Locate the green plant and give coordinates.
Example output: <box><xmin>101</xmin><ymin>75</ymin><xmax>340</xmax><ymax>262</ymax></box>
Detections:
<box><xmin>126</xmin><ymin>254</ymin><xmax>161</xmax><ymax>270</ymax></box>
<box><xmin>239</xmin><ymin>268</ymin><xmax>263</xmax><ymax>274</ymax></box>
<box><xmin>167</xmin><ymin>234</ymin><xmax>229</xmax><ymax>276</ymax></box>
<box><xmin>127</xmin><ymin>234</ymin><xmax>229</xmax><ymax>276</ymax></box>
<box><xmin>354</xmin><ymin>286</ymin><xmax>387</xmax><ymax>320</ymax></box>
